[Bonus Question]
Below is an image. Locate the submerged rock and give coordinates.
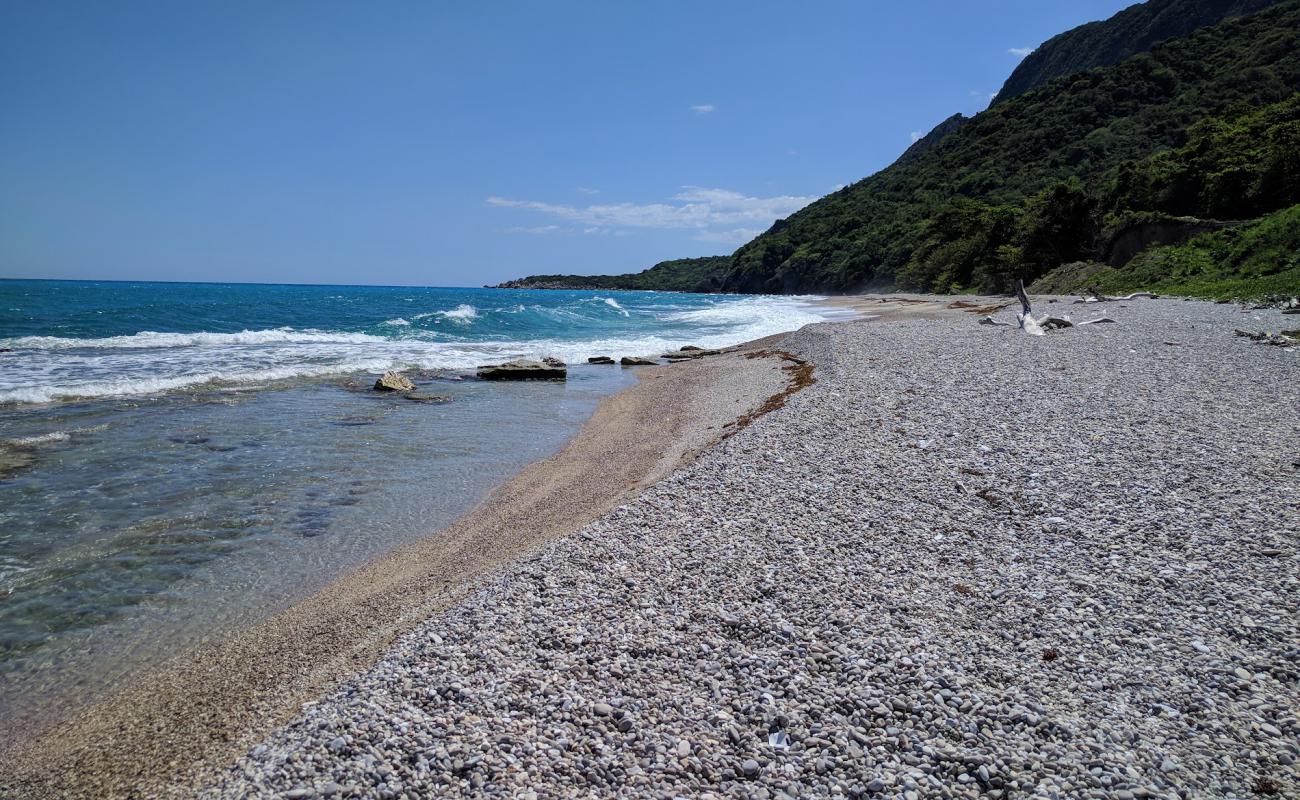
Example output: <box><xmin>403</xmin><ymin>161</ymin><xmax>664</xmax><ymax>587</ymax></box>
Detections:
<box><xmin>0</xmin><ymin>446</ymin><xmax>36</xmax><ymax>478</ymax></box>
<box><xmin>405</xmin><ymin>392</ymin><xmax>453</xmax><ymax>404</ymax></box>
<box><xmin>542</xmin><ymin>356</ymin><xmax>566</xmax><ymax>368</ymax></box>
<box><xmin>374</xmin><ymin>371</ymin><xmax>416</xmax><ymax>392</ymax></box>
<box><xmin>476</xmin><ymin>360</ymin><xmax>567</xmax><ymax>381</ymax></box>
<box><xmin>619</xmin><ymin>356</ymin><xmax>658</xmax><ymax>366</ymax></box>
<box><xmin>587</xmin><ymin>356</ymin><xmax>616</xmax><ymax>365</ymax></box>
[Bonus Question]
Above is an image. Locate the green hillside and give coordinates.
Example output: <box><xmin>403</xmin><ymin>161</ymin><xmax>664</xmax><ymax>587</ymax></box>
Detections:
<box><xmin>993</xmin><ymin>0</ymin><xmax>1281</xmax><ymax>103</ymax></box>
<box><xmin>719</xmin><ymin>2</ymin><xmax>1300</xmax><ymax>294</ymax></box>
<box><xmin>1037</xmin><ymin>204</ymin><xmax>1300</xmax><ymax>299</ymax></box>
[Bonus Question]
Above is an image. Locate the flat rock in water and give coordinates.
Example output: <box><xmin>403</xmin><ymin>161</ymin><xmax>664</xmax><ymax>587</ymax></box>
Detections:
<box><xmin>373</xmin><ymin>371</ymin><xmax>416</xmax><ymax>392</ymax></box>
<box><xmin>619</xmin><ymin>356</ymin><xmax>657</xmax><ymax>366</ymax></box>
<box><xmin>405</xmin><ymin>392</ymin><xmax>453</xmax><ymax>404</ymax></box>
<box><xmin>542</xmin><ymin>356</ymin><xmax>566</xmax><ymax>368</ymax></box>
<box><xmin>476</xmin><ymin>360</ymin><xmax>567</xmax><ymax>381</ymax></box>
<box><xmin>660</xmin><ymin>349</ymin><xmax>721</xmax><ymax>360</ymax></box>
<box><xmin>587</xmin><ymin>356</ymin><xmax>615</xmax><ymax>364</ymax></box>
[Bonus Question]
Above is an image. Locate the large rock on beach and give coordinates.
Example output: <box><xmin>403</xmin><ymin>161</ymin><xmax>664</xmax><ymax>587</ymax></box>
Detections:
<box><xmin>587</xmin><ymin>356</ymin><xmax>616</xmax><ymax>364</ymax></box>
<box><xmin>476</xmin><ymin>360</ymin><xmax>567</xmax><ymax>381</ymax></box>
<box><xmin>619</xmin><ymin>356</ymin><xmax>657</xmax><ymax>366</ymax></box>
<box><xmin>373</xmin><ymin>371</ymin><xmax>415</xmax><ymax>392</ymax></box>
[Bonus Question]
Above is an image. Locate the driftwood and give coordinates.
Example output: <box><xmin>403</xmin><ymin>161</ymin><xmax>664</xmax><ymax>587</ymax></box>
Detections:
<box><xmin>979</xmin><ymin>315</ymin><xmax>1012</xmax><ymax>327</ymax></box>
<box><xmin>1016</xmin><ymin>281</ymin><xmax>1046</xmax><ymax>335</ymax></box>
<box><xmin>1004</xmin><ymin>282</ymin><xmax>1121</xmax><ymax>333</ymax></box>
<box><xmin>1075</xmin><ymin>288</ymin><xmax>1159</xmax><ymax>303</ymax></box>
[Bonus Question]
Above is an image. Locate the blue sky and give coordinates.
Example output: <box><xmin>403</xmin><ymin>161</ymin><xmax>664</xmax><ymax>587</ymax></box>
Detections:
<box><xmin>1</xmin><ymin>0</ymin><xmax>1133</xmax><ymax>286</ymax></box>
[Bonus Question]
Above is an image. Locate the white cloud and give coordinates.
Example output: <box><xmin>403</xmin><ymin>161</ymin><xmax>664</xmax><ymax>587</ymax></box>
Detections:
<box><xmin>1008</xmin><ymin>46</ymin><xmax>1034</xmax><ymax>57</ymax></box>
<box><xmin>910</xmin><ymin>130</ymin><xmax>925</xmax><ymax>143</ymax></box>
<box><xmin>694</xmin><ymin>228</ymin><xmax>764</xmax><ymax>246</ymax></box>
<box><xmin>506</xmin><ymin>224</ymin><xmax>562</xmax><ymax>235</ymax></box>
<box><xmin>690</xmin><ymin>104</ymin><xmax>716</xmax><ymax>114</ymax></box>
<box><xmin>575</xmin><ymin>186</ymin><xmax>600</xmax><ymax>195</ymax></box>
<box><xmin>486</xmin><ymin>187</ymin><xmax>816</xmax><ymax>238</ymax></box>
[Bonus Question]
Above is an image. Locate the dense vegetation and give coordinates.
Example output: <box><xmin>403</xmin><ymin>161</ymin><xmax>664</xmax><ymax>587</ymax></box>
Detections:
<box><xmin>718</xmin><ymin>2</ymin><xmax>1300</xmax><ymax>295</ymax></box>
<box><xmin>1035</xmin><ymin>204</ymin><xmax>1300</xmax><ymax>298</ymax></box>
<box><xmin>993</xmin><ymin>0</ymin><xmax>1281</xmax><ymax>102</ymax></box>
<box><xmin>494</xmin><ymin>256</ymin><xmax>728</xmax><ymax>292</ymax></box>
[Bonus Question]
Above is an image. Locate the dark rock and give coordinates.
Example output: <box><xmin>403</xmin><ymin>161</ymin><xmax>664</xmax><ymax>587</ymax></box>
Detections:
<box><xmin>405</xmin><ymin>392</ymin><xmax>453</xmax><ymax>404</ymax></box>
<box><xmin>619</xmin><ymin>356</ymin><xmax>657</xmax><ymax>366</ymax></box>
<box><xmin>542</xmin><ymin>356</ymin><xmax>566</xmax><ymax>368</ymax></box>
<box><xmin>587</xmin><ymin>356</ymin><xmax>616</xmax><ymax>364</ymax></box>
<box><xmin>476</xmin><ymin>360</ymin><xmax>567</xmax><ymax>381</ymax></box>
<box><xmin>374</xmin><ymin>371</ymin><xmax>416</xmax><ymax>391</ymax></box>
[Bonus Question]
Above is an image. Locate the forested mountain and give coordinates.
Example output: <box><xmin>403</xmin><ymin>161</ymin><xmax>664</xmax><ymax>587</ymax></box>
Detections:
<box><xmin>993</xmin><ymin>0</ymin><xmax>1282</xmax><ymax>103</ymax></box>
<box><xmin>493</xmin><ymin>256</ymin><xmax>728</xmax><ymax>292</ymax></box>
<box><xmin>498</xmin><ymin>0</ymin><xmax>1300</xmax><ymax>299</ymax></box>
<box><xmin>718</xmin><ymin>1</ymin><xmax>1300</xmax><ymax>294</ymax></box>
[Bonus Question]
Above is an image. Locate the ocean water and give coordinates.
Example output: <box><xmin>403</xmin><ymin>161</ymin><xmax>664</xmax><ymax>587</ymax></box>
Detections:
<box><xmin>0</xmin><ymin>280</ymin><xmax>840</xmax><ymax>729</ymax></box>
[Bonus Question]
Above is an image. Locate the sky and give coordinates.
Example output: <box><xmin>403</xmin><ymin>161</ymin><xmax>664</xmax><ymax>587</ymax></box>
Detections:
<box><xmin>0</xmin><ymin>0</ymin><xmax>1135</xmax><ymax>287</ymax></box>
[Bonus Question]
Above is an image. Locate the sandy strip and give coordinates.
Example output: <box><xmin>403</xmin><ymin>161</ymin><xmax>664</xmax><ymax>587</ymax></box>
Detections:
<box><xmin>0</xmin><ymin>333</ymin><xmax>832</xmax><ymax>800</ymax></box>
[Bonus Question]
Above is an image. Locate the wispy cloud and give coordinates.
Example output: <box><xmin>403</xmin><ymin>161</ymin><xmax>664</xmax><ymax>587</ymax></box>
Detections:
<box><xmin>910</xmin><ymin>130</ymin><xmax>925</xmax><ymax>143</ymax></box>
<box><xmin>690</xmin><ymin>104</ymin><xmax>716</xmax><ymax>114</ymax></box>
<box><xmin>693</xmin><ymin>228</ymin><xmax>764</xmax><ymax>246</ymax></box>
<box><xmin>505</xmin><ymin>224</ymin><xmax>562</xmax><ymax>235</ymax></box>
<box><xmin>1008</xmin><ymin>46</ymin><xmax>1034</xmax><ymax>57</ymax></box>
<box><xmin>575</xmin><ymin>186</ymin><xmax>600</xmax><ymax>195</ymax></box>
<box><xmin>486</xmin><ymin>186</ymin><xmax>815</xmax><ymax>242</ymax></box>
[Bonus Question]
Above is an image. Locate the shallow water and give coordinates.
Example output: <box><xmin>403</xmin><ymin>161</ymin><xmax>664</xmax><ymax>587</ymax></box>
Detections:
<box><xmin>0</xmin><ymin>281</ymin><xmax>842</xmax><ymax>729</ymax></box>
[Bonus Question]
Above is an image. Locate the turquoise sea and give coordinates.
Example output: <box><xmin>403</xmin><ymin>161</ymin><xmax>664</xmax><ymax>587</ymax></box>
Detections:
<box><xmin>0</xmin><ymin>280</ymin><xmax>840</xmax><ymax>730</ymax></box>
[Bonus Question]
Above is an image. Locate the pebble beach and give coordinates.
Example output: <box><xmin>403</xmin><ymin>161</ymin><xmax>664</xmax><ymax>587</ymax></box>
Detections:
<box><xmin>205</xmin><ymin>298</ymin><xmax>1298</xmax><ymax>799</ymax></box>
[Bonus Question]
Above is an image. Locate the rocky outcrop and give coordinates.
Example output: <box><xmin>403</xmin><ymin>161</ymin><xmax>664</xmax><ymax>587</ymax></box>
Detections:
<box><xmin>476</xmin><ymin>360</ymin><xmax>567</xmax><ymax>381</ymax></box>
<box><xmin>374</xmin><ymin>371</ymin><xmax>416</xmax><ymax>392</ymax></box>
<box><xmin>619</xmin><ymin>356</ymin><xmax>657</xmax><ymax>366</ymax></box>
<box><xmin>1105</xmin><ymin>216</ymin><xmax>1237</xmax><ymax>266</ymax></box>
<box><xmin>660</xmin><ymin>348</ymin><xmax>722</xmax><ymax>361</ymax></box>
<box><xmin>587</xmin><ymin>356</ymin><xmax>616</xmax><ymax>364</ymax></box>
<box><xmin>542</xmin><ymin>357</ymin><xmax>566</xmax><ymax>368</ymax></box>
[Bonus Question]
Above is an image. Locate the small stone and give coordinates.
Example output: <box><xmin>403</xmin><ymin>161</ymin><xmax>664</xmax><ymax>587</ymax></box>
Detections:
<box><xmin>742</xmin><ymin>759</ymin><xmax>760</xmax><ymax>778</ymax></box>
<box><xmin>593</xmin><ymin>702</ymin><xmax>613</xmax><ymax>717</ymax></box>
<box><xmin>677</xmin><ymin>739</ymin><xmax>691</xmax><ymax>757</ymax></box>
<box><xmin>867</xmin><ymin>777</ymin><xmax>885</xmax><ymax>792</ymax></box>
<box><xmin>616</xmin><ymin>716</ymin><xmax>634</xmax><ymax>733</ymax></box>
<box><xmin>373</xmin><ymin>371</ymin><xmax>415</xmax><ymax>391</ymax></box>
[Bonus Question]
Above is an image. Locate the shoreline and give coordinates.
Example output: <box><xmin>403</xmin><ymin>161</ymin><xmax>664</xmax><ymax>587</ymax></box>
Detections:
<box><xmin>0</xmin><ymin>317</ymin><xmax>858</xmax><ymax>798</ymax></box>
<box><xmin>205</xmin><ymin>293</ymin><xmax>1295</xmax><ymax>798</ymax></box>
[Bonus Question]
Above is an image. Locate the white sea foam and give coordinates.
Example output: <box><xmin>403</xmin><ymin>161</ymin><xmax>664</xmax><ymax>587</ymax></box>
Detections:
<box><xmin>0</xmin><ymin>295</ymin><xmax>839</xmax><ymax>405</ymax></box>
<box><xmin>436</xmin><ymin>304</ymin><xmax>479</xmax><ymax>322</ymax></box>
<box><xmin>383</xmin><ymin>318</ymin><xmax>411</xmax><ymax>327</ymax></box>
<box><xmin>5</xmin><ymin>431</ymin><xmax>71</xmax><ymax>446</ymax></box>
<box><xmin>0</xmin><ymin>328</ymin><xmax>388</xmax><ymax>350</ymax></box>
<box><xmin>598</xmin><ymin>297</ymin><xmax>631</xmax><ymax>316</ymax></box>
